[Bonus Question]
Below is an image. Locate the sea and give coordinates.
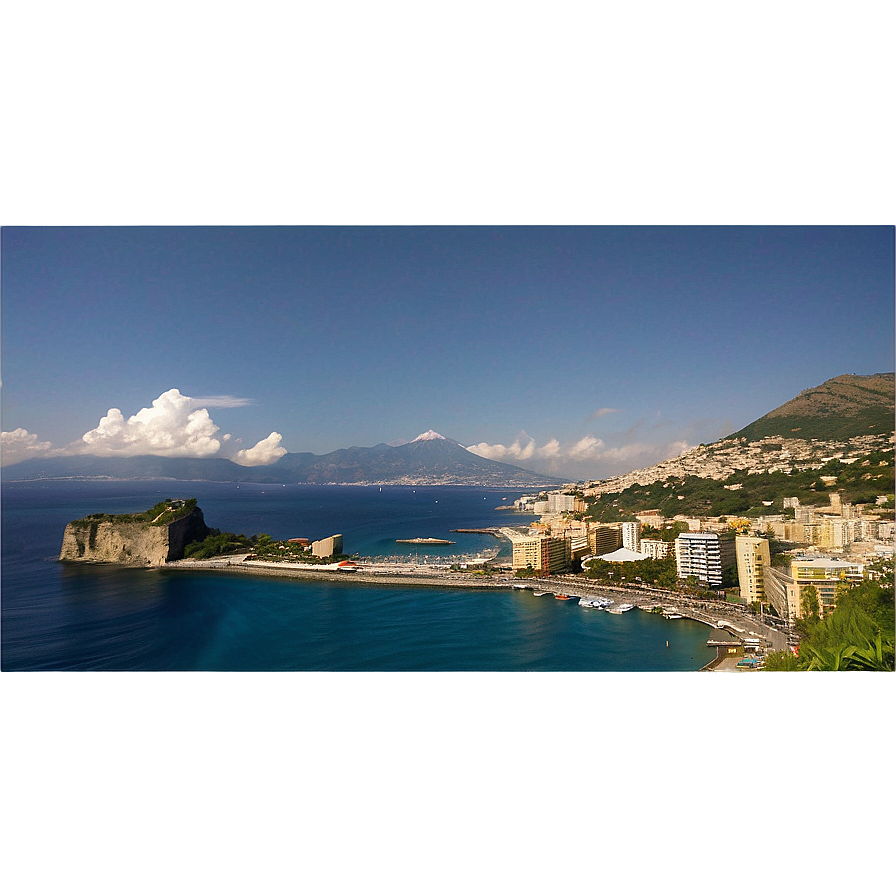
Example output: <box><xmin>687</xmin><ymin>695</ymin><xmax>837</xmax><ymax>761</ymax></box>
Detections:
<box><xmin>1</xmin><ymin>480</ymin><xmax>717</xmax><ymax>671</ymax></box>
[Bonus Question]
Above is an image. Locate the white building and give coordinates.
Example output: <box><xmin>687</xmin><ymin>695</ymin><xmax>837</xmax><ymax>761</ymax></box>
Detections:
<box><xmin>675</xmin><ymin>532</ymin><xmax>724</xmax><ymax>587</ymax></box>
<box><xmin>547</xmin><ymin>492</ymin><xmax>576</xmax><ymax>513</ymax></box>
<box><xmin>640</xmin><ymin>539</ymin><xmax>672</xmax><ymax>560</ymax></box>
<box><xmin>621</xmin><ymin>522</ymin><xmax>641</xmax><ymax>553</ymax></box>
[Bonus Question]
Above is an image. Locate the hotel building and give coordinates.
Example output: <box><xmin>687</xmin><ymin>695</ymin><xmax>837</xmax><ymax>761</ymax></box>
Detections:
<box><xmin>764</xmin><ymin>556</ymin><xmax>864</xmax><ymax>622</ymax></box>
<box><xmin>675</xmin><ymin>532</ymin><xmax>735</xmax><ymax>587</ymax></box>
<box><xmin>735</xmin><ymin>535</ymin><xmax>771</xmax><ymax>605</ymax></box>
<box><xmin>512</xmin><ymin>536</ymin><xmax>571</xmax><ymax>574</ymax></box>
<box><xmin>621</xmin><ymin>522</ymin><xmax>641</xmax><ymax>553</ymax></box>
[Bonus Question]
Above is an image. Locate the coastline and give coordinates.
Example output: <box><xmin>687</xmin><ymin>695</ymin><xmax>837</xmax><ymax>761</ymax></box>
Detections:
<box><xmin>163</xmin><ymin>556</ymin><xmax>787</xmax><ymax>651</ymax></box>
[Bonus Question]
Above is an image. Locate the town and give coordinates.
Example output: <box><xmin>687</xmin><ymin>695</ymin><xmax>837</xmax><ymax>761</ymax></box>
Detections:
<box><xmin>496</xmin><ymin>429</ymin><xmax>894</xmax><ymax>669</ymax></box>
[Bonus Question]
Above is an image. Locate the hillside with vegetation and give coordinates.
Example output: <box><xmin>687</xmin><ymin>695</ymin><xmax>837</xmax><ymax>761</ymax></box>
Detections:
<box><xmin>729</xmin><ymin>373</ymin><xmax>894</xmax><ymax>441</ymax></box>
<box><xmin>584</xmin><ymin>448</ymin><xmax>894</xmax><ymax>521</ymax></box>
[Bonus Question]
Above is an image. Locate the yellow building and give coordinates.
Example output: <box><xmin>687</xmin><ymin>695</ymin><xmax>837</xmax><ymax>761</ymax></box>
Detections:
<box><xmin>312</xmin><ymin>534</ymin><xmax>343</xmax><ymax>558</ymax></box>
<box><xmin>735</xmin><ymin>535</ymin><xmax>771</xmax><ymax>605</ymax></box>
<box><xmin>512</xmin><ymin>536</ymin><xmax>570</xmax><ymax>574</ymax></box>
<box><xmin>764</xmin><ymin>556</ymin><xmax>863</xmax><ymax>622</ymax></box>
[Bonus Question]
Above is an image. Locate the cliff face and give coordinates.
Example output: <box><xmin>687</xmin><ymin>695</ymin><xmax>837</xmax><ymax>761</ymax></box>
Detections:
<box><xmin>59</xmin><ymin>509</ymin><xmax>210</xmax><ymax>566</ymax></box>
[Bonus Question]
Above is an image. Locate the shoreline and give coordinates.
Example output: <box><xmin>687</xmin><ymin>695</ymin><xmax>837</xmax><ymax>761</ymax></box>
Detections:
<box><xmin>163</xmin><ymin>556</ymin><xmax>790</xmax><ymax>658</ymax></box>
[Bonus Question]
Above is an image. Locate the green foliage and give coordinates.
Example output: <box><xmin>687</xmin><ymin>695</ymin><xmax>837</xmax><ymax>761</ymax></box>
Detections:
<box><xmin>183</xmin><ymin>530</ymin><xmax>258</xmax><ymax>559</ymax></box>
<box><xmin>781</xmin><ymin>579</ymin><xmax>895</xmax><ymax>671</ymax></box>
<box><xmin>583</xmin><ymin>556</ymin><xmax>679</xmax><ymax>590</ymax></box>
<box><xmin>800</xmin><ymin>584</ymin><xmax>820</xmax><ymax>620</ymax></box>
<box><xmin>763</xmin><ymin>650</ymin><xmax>801</xmax><ymax>671</ymax></box>
<box><xmin>149</xmin><ymin>498</ymin><xmax>198</xmax><ymax>526</ymax></box>
<box><xmin>247</xmin><ymin>537</ymin><xmax>352</xmax><ymax>564</ymax></box>
<box><xmin>69</xmin><ymin>498</ymin><xmax>200</xmax><ymax>528</ymax></box>
<box><xmin>640</xmin><ymin>522</ymin><xmax>688</xmax><ymax>542</ymax></box>
<box><xmin>584</xmin><ymin>450</ymin><xmax>893</xmax><ymax>520</ymax></box>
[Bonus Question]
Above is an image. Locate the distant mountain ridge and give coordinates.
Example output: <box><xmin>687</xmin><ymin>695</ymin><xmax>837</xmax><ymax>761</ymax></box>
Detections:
<box><xmin>3</xmin><ymin>431</ymin><xmax>564</xmax><ymax>487</ymax></box>
<box><xmin>728</xmin><ymin>373</ymin><xmax>894</xmax><ymax>441</ymax></box>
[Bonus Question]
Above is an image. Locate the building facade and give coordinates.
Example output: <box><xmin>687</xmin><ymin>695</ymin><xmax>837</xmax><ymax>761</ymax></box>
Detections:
<box><xmin>621</xmin><ymin>522</ymin><xmax>641</xmax><ymax>553</ymax></box>
<box><xmin>764</xmin><ymin>556</ymin><xmax>864</xmax><ymax>622</ymax></box>
<box><xmin>512</xmin><ymin>536</ymin><xmax>570</xmax><ymax>574</ymax></box>
<box><xmin>675</xmin><ymin>532</ymin><xmax>734</xmax><ymax>587</ymax></box>
<box><xmin>588</xmin><ymin>524</ymin><xmax>622</xmax><ymax>557</ymax></box>
<box><xmin>640</xmin><ymin>538</ymin><xmax>672</xmax><ymax>560</ymax></box>
<box><xmin>312</xmin><ymin>534</ymin><xmax>343</xmax><ymax>558</ymax></box>
<box><xmin>735</xmin><ymin>535</ymin><xmax>771</xmax><ymax>605</ymax></box>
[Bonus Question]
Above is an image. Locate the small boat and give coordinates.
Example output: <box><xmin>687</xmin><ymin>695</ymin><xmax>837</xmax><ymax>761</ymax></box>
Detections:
<box><xmin>608</xmin><ymin>603</ymin><xmax>635</xmax><ymax>614</ymax></box>
<box><xmin>663</xmin><ymin>611</ymin><xmax>684</xmax><ymax>619</ymax></box>
<box><xmin>579</xmin><ymin>597</ymin><xmax>612</xmax><ymax>609</ymax></box>
<box><xmin>554</xmin><ymin>594</ymin><xmax>574</xmax><ymax>601</ymax></box>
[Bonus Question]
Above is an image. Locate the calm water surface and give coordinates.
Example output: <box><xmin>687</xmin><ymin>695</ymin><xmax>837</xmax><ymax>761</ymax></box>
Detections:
<box><xmin>1</xmin><ymin>481</ymin><xmax>715</xmax><ymax>671</ymax></box>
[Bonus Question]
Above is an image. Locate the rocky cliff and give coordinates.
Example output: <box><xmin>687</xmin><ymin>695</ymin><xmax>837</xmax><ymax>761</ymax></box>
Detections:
<box><xmin>59</xmin><ymin>506</ymin><xmax>210</xmax><ymax>566</ymax></box>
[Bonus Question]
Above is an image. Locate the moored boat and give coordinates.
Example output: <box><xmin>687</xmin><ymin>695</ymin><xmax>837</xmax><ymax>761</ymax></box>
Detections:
<box><xmin>579</xmin><ymin>597</ymin><xmax>613</xmax><ymax>609</ymax></box>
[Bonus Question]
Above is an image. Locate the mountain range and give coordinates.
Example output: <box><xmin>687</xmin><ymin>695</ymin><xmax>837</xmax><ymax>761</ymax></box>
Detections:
<box><xmin>2</xmin><ymin>431</ymin><xmax>564</xmax><ymax>487</ymax></box>
<box><xmin>5</xmin><ymin>375</ymin><xmax>893</xmax><ymax>487</ymax></box>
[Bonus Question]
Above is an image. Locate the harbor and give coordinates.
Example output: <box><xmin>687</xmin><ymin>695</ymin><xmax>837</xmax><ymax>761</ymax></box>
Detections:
<box><xmin>165</xmin><ymin>554</ymin><xmax>787</xmax><ymax>666</ymax></box>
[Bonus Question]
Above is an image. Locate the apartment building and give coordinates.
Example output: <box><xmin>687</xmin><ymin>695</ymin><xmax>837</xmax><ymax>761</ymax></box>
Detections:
<box><xmin>764</xmin><ymin>556</ymin><xmax>863</xmax><ymax>622</ymax></box>
<box><xmin>547</xmin><ymin>493</ymin><xmax>576</xmax><ymax>513</ymax></box>
<box><xmin>640</xmin><ymin>538</ymin><xmax>672</xmax><ymax>560</ymax></box>
<box><xmin>512</xmin><ymin>536</ymin><xmax>571</xmax><ymax>574</ymax></box>
<box><xmin>588</xmin><ymin>524</ymin><xmax>622</xmax><ymax>557</ymax></box>
<box><xmin>675</xmin><ymin>532</ymin><xmax>735</xmax><ymax>587</ymax></box>
<box><xmin>735</xmin><ymin>535</ymin><xmax>771</xmax><ymax>605</ymax></box>
<box><xmin>621</xmin><ymin>522</ymin><xmax>641</xmax><ymax>553</ymax></box>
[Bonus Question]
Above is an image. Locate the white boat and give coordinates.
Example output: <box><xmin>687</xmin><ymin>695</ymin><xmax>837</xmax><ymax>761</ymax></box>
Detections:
<box><xmin>534</xmin><ymin>591</ymin><xmax>551</xmax><ymax>597</ymax></box>
<box><xmin>579</xmin><ymin>597</ymin><xmax>613</xmax><ymax>609</ymax></box>
<box><xmin>663</xmin><ymin>612</ymin><xmax>684</xmax><ymax>619</ymax></box>
<box><xmin>608</xmin><ymin>603</ymin><xmax>635</xmax><ymax>614</ymax></box>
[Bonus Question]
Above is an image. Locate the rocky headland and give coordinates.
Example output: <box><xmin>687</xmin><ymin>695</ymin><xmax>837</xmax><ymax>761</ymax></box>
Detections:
<box><xmin>59</xmin><ymin>499</ymin><xmax>210</xmax><ymax>566</ymax></box>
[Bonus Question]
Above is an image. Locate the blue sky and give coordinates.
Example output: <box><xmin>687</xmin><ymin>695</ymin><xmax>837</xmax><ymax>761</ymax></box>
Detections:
<box><xmin>2</xmin><ymin>225</ymin><xmax>893</xmax><ymax>479</ymax></box>
<box><xmin>3</xmin><ymin>4</ymin><xmax>893</xmax><ymax>486</ymax></box>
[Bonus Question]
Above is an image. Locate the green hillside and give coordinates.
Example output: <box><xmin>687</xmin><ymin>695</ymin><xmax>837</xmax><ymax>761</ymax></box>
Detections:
<box><xmin>584</xmin><ymin>449</ymin><xmax>894</xmax><ymax>521</ymax></box>
<box><xmin>729</xmin><ymin>373</ymin><xmax>894</xmax><ymax>441</ymax></box>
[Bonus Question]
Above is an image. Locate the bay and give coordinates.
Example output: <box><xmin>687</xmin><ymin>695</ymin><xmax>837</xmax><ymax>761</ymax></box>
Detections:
<box><xmin>1</xmin><ymin>480</ymin><xmax>716</xmax><ymax>671</ymax></box>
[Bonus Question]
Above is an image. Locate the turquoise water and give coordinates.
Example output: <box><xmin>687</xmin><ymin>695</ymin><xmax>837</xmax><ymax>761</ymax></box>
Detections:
<box><xmin>1</xmin><ymin>481</ymin><xmax>716</xmax><ymax>671</ymax></box>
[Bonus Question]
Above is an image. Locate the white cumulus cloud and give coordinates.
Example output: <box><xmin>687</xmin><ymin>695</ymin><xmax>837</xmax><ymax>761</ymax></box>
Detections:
<box><xmin>466</xmin><ymin>436</ymin><xmax>536</xmax><ymax>461</ymax></box>
<box><xmin>1</xmin><ymin>428</ymin><xmax>54</xmax><ymax>466</ymax></box>
<box><xmin>77</xmin><ymin>388</ymin><xmax>222</xmax><ymax>457</ymax></box>
<box><xmin>568</xmin><ymin>435</ymin><xmax>605</xmax><ymax>459</ymax></box>
<box><xmin>233</xmin><ymin>432</ymin><xmax>288</xmax><ymax>466</ymax></box>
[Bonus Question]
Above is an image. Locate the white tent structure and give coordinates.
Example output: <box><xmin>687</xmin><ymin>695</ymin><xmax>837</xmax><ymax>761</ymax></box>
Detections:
<box><xmin>597</xmin><ymin>547</ymin><xmax>649</xmax><ymax>563</ymax></box>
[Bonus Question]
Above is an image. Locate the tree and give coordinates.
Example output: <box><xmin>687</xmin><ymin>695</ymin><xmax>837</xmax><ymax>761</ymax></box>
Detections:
<box><xmin>800</xmin><ymin>584</ymin><xmax>819</xmax><ymax>619</ymax></box>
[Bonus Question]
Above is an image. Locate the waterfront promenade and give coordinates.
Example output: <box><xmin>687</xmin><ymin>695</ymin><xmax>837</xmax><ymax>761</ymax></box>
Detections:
<box><xmin>165</xmin><ymin>554</ymin><xmax>788</xmax><ymax>654</ymax></box>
